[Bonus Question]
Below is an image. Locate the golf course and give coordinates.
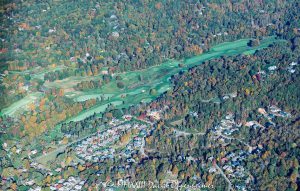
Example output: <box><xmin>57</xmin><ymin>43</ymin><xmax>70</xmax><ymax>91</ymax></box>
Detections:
<box><xmin>53</xmin><ymin>36</ymin><xmax>284</xmax><ymax>122</ymax></box>
<box><xmin>2</xmin><ymin>36</ymin><xmax>285</xmax><ymax>122</ymax></box>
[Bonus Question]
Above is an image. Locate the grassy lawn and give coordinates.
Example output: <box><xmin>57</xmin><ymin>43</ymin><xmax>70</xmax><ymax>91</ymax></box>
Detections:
<box><xmin>32</xmin><ymin>65</ymin><xmax>68</xmax><ymax>80</ymax></box>
<box><xmin>1</xmin><ymin>92</ymin><xmax>43</xmax><ymax>116</ymax></box>
<box><xmin>73</xmin><ymin>93</ymin><xmax>114</xmax><ymax>102</ymax></box>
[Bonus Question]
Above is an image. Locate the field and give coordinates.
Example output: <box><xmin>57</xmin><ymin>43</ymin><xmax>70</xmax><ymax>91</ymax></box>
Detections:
<box><xmin>1</xmin><ymin>92</ymin><xmax>43</xmax><ymax>116</ymax></box>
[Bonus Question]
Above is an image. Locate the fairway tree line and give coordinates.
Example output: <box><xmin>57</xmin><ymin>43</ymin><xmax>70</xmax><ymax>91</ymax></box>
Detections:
<box><xmin>44</xmin><ymin>62</ymin><xmax>106</xmax><ymax>82</ymax></box>
<box><xmin>60</xmin><ymin>107</ymin><xmax>125</xmax><ymax>137</ymax></box>
<box><xmin>74</xmin><ymin>75</ymin><xmax>125</xmax><ymax>91</ymax></box>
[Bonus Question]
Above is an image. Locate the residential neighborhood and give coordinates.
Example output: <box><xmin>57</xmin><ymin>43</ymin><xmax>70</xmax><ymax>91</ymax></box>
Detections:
<box><xmin>1</xmin><ymin>1</ymin><xmax>299</xmax><ymax>190</ymax></box>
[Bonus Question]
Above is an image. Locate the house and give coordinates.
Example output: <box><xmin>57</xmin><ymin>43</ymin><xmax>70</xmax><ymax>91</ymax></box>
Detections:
<box><xmin>257</xmin><ymin>108</ymin><xmax>267</xmax><ymax>115</ymax></box>
<box><xmin>137</xmin><ymin>113</ymin><xmax>146</xmax><ymax>120</ymax></box>
<box><xmin>25</xmin><ymin>180</ymin><xmax>35</xmax><ymax>186</ymax></box>
<box><xmin>70</xmin><ymin>57</ymin><xmax>76</xmax><ymax>62</ymax></box>
<box><xmin>223</xmin><ymin>95</ymin><xmax>230</xmax><ymax>100</ymax></box>
<box><xmin>289</xmin><ymin>69</ymin><xmax>296</xmax><ymax>73</ymax></box>
<box><xmin>232</xmin><ymin>161</ymin><xmax>240</xmax><ymax>167</ymax></box>
<box><xmin>123</xmin><ymin>115</ymin><xmax>132</xmax><ymax>120</ymax></box>
<box><xmin>189</xmin><ymin>111</ymin><xmax>198</xmax><ymax>117</ymax></box>
<box><xmin>29</xmin><ymin>186</ymin><xmax>42</xmax><ymax>191</ymax></box>
<box><xmin>68</xmin><ymin>176</ymin><xmax>76</xmax><ymax>183</ymax></box>
<box><xmin>31</xmin><ymin>149</ymin><xmax>38</xmax><ymax>155</ymax></box>
<box><xmin>75</xmin><ymin>185</ymin><xmax>82</xmax><ymax>190</ymax></box>
<box><xmin>56</xmin><ymin>184</ymin><xmax>63</xmax><ymax>189</ymax></box>
<box><xmin>101</xmin><ymin>70</ymin><xmax>108</xmax><ymax>75</ymax></box>
<box><xmin>280</xmin><ymin>111</ymin><xmax>291</xmax><ymax>118</ymax></box>
<box><xmin>221</xmin><ymin>157</ymin><xmax>228</xmax><ymax>163</ymax></box>
<box><xmin>258</xmin><ymin>71</ymin><xmax>266</xmax><ymax>75</ymax></box>
<box><xmin>147</xmin><ymin>111</ymin><xmax>160</xmax><ymax>120</ymax></box>
<box><xmin>269</xmin><ymin>105</ymin><xmax>281</xmax><ymax>113</ymax></box>
<box><xmin>110</xmin><ymin>14</ymin><xmax>117</xmax><ymax>19</ymax></box>
<box><xmin>48</xmin><ymin>28</ymin><xmax>56</xmax><ymax>33</ymax></box>
<box><xmin>209</xmin><ymin>167</ymin><xmax>216</xmax><ymax>173</ymax></box>
<box><xmin>268</xmin><ymin>66</ymin><xmax>277</xmax><ymax>71</ymax></box>
<box><xmin>235</xmin><ymin>185</ymin><xmax>247</xmax><ymax>191</ymax></box>
<box><xmin>227</xmin><ymin>153</ymin><xmax>236</xmax><ymax>158</ymax></box>
<box><xmin>111</xmin><ymin>31</ymin><xmax>120</xmax><ymax>38</ymax></box>
<box><xmin>63</xmin><ymin>181</ymin><xmax>71</xmax><ymax>186</ymax></box>
<box><xmin>223</xmin><ymin>130</ymin><xmax>232</xmax><ymax>136</ymax></box>
<box><xmin>0</xmin><ymin>48</ymin><xmax>7</xmax><ymax>54</ymax></box>
<box><xmin>139</xmin><ymin>129</ymin><xmax>147</xmax><ymax>136</ymax></box>
<box><xmin>223</xmin><ymin>165</ymin><xmax>233</xmax><ymax>173</ymax></box>
<box><xmin>133</xmin><ymin>141</ymin><xmax>142</xmax><ymax>147</ymax></box>
<box><xmin>244</xmin><ymin>121</ymin><xmax>255</xmax><ymax>127</ymax></box>
<box><xmin>127</xmin><ymin>158</ymin><xmax>135</xmax><ymax>163</ymax></box>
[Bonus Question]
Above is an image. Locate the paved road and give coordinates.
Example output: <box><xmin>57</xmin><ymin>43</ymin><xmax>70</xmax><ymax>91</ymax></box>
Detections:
<box><xmin>173</xmin><ymin>129</ymin><xmax>205</xmax><ymax>137</ymax></box>
<box><xmin>215</xmin><ymin>163</ymin><xmax>234</xmax><ymax>191</ymax></box>
<box><xmin>34</xmin><ymin>130</ymin><xmax>100</xmax><ymax>162</ymax></box>
<box><xmin>219</xmin><ymin>134</ymin><xmax>252</xmax><ymax>149</ymax></box>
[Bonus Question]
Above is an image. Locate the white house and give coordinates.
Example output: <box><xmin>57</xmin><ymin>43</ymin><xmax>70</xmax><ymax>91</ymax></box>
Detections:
<box><xmin>268</xmin><ymin>66</ymin><xmax>277</xmax><ymax>71</ymax></box>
